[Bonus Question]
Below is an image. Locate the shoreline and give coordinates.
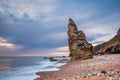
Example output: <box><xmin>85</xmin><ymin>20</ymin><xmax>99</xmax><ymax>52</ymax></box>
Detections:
<box><xmin>35</xmin><ymin>54</ymin><xmax>120</xmax><ymax>80</ymax></box>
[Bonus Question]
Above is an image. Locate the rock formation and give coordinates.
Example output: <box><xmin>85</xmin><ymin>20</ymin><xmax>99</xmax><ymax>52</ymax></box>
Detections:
<box><xmin>67</xmin><ymin>18</ymin><xmax>93</xmax><ymax>60</ymax></box>
<box><xmin>94</xmin><ymin>28</ymin><xmax>120</xmax><ymax>54</ymax></box>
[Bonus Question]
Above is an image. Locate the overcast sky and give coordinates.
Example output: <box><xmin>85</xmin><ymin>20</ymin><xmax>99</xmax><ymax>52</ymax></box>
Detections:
<box><xmin>0</xmin><ymin>0</ymin><xmax>120</xmax><ymax>56</ymax></box>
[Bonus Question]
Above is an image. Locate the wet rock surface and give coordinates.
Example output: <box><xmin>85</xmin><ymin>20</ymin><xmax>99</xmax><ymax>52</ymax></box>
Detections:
<box><xmin>67</xmin><ymin>18</ymin><xmax>93</xmax><ymax>60</ymax></box>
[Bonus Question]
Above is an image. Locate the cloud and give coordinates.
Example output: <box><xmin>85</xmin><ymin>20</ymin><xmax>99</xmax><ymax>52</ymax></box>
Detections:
<box><xmin>50</xmin><ymin>46</ymin><xmax>69</xmax><ymax>56</ymax></box>
<box><xmin>76</xmin><ymin>13</ymin><xmax>120</xmax><ymax>44</ymax></box>
<box><xmin>91</xmin><ymin>34</ymin><xmax>115</xmax><ymax>45</ymax></box>
<box><xmin>0</xmin><ymin>37</ymin><xmax>17</xmax><ymax>50</ymax></box>
<box><xmin>0</xmin><ymin>0</ymin><xmax>56</xmax><ymax>20</ymax></box>
<box><xmin>57</xmin><ymin>46</ymin><xmax>68</xmax><ymax>51</ymax></box>
<box><xmin>18</xmin><ymin>46</ymin><xmax>69</xmax><ymax>56</ymax></box>
<box><xmin>0</xmin><ymin>37</ymin><xmax>23</xmax><ymax>54</ymax></box>
<box><xmin>47</xmin><ymin>32</ymin><xmax>67</xmax><ymax>41</ymax></box>
<box><xmin>50</xmin><ymin>52</ymin><xmax>68</xmax><ymax>56</ymax></box>
<box><xmin>0</xmin><ymin>0</ymin><xmax>120</xmax><ymax>56</ymax></box>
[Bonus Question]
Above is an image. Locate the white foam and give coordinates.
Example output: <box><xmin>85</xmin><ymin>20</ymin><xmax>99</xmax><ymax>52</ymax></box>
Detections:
<box><xmin>0</xmin><ymin>60</ymin><xmax>67</xmax><ymax>80</ymax></box>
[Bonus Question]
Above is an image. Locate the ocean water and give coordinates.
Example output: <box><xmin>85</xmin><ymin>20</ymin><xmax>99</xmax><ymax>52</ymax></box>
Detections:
<box><xmin>0</xmin><ymin>56</ymin><xmax>68</xmax><ymax>80</ymax></box>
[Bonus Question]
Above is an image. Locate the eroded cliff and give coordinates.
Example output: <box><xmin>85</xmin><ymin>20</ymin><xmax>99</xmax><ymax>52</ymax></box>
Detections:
<box><xmin>67</xmin><ymin>18</ymin><xmax>93</xmax><ymax>60</ymax></box>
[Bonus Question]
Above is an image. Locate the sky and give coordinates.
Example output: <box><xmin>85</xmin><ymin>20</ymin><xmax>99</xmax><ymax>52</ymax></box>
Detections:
<box><xmin>0</xmin><ymin>0</ymin><xmax>120</xmax><ymax>56</ymax></box>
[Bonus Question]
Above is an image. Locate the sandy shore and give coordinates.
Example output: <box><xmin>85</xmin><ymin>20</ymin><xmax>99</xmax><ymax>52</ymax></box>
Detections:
<box><xmin>35</xmin><ymin>54</ymin><xmax>120</xmax><ymax>80</ymax></box>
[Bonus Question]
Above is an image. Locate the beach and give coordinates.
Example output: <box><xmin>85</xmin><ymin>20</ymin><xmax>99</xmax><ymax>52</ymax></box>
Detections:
<box><xmin>35</xmin><ymin>54</ymin><xmax>120</xmax><ymax>80</ymax></box>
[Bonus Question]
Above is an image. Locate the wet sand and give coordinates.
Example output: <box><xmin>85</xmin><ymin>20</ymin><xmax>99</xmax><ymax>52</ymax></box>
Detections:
<box><xmin>35</xmin><ymin>54</ymin><xmax>120</xmax><ymax>80</ymax></box>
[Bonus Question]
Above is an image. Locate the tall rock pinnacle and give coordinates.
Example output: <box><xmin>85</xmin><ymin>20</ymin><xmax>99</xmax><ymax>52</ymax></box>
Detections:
<box><xmin>67</xmin><ymin>18</ymin><xmax>93</xmax><ymax>60</ymax></box>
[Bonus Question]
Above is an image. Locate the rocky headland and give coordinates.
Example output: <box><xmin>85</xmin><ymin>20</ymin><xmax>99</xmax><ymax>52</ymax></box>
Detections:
<box><xmin>35</xmin><ymin>19</ymin><xmax>120</xmax><ymax>80</ymax></box>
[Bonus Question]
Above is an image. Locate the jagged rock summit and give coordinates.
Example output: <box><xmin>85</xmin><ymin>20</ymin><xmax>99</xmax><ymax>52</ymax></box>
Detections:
<box><xmin>67</xmin><ymin>18</ymin><xmax>93</xmax><ymax>60</ymax></box>
<box><xmin>94</xmin><ymin>28</ymin><xmax>120</xmax><ymax>54</ymax></box>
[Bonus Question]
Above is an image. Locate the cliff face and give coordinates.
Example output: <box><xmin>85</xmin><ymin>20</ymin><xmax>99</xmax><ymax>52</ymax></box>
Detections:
<box><xmin>94</xmin><ymin>28</ymin><xmax>120</xmax><ymax>54</ymax></box>
<box><xmin>67</xmin><ymin>18</ymin><xmax>93</xmax><ymax>60</ymax></box>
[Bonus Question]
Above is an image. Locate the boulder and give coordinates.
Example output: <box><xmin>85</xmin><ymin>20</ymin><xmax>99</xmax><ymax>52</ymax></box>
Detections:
<box><xmin>67</xmin><ymin>18</ymin><xmax>93</xmax><ymax>60</ymax></box>
<box><xmin>49</xmin><ymin>57</ymin><xmax>57</xmax><ymax>61</ymax></box>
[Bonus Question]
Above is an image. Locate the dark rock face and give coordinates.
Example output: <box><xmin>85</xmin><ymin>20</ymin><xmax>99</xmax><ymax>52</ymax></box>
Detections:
<box><xmin>94</xmin><ymin>28</ymin><xmax>120</xmax><ymax>54</ymax></box>
<box><xmin>105</xmin><ymin>45</ymin><xmax>120</xmax><ymax>53</ymax></box>
<box><xmin>67</xmin><ymin>18</ymin><xmax>93</xmax><ymax>60</ymax></box>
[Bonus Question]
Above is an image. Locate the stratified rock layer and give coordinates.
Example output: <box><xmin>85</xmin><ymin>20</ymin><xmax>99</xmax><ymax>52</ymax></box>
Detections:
<box><xmin>94</xmin><ymin>28</ymin><xmax>120</xmax><ymax>54</ymax></box>
<box><xmin>67</xmin><ymin>18</ymin><xmax>93</xmax><ymax>60</ymax></box>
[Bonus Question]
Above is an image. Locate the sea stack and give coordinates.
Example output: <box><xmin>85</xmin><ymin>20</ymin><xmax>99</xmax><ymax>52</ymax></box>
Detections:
<box><xmin>67</xmin><ymin>18</ymin><xmax>93</xmax><ymax>60</ymax></box>
<box><xmin>94</xmin><ymin>28</ymin><xmax>120</xmax><ymax>54</ymax></box>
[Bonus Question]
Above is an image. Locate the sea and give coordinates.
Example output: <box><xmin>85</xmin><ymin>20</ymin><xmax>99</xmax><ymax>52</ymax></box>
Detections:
<box><xmin>0</xmin><ymin>56</ymin><xmax>69</xmax><ymax>80</ymax></box>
